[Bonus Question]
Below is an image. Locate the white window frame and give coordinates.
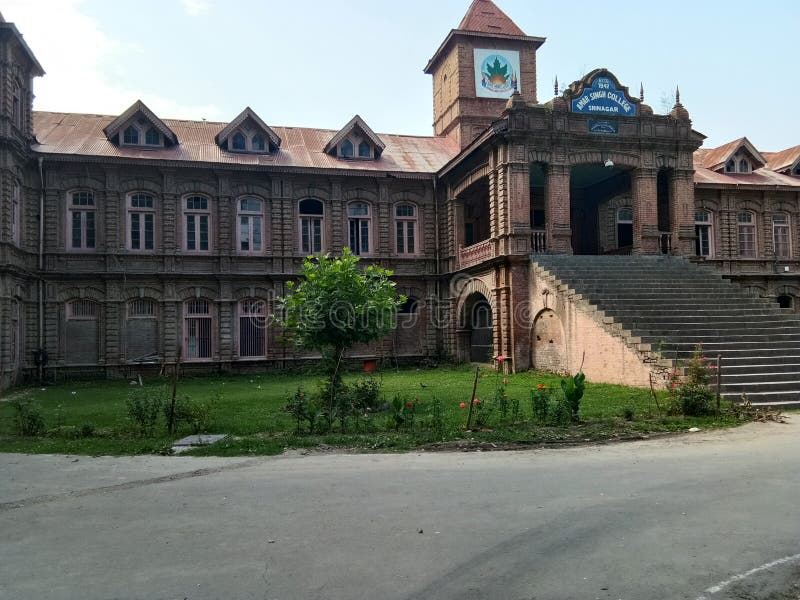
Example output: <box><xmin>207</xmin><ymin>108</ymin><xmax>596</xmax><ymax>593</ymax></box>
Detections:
<box><xmin>394</xmin><ymin>203</ymin><xmax>418</xmax><ymax>255</ymax></box>
<box><xmin>737</xmin><ymin>211</ymin><xmax>757</xmax><ymax>258</ymax></box>
<box><xmin>299</xmin><ymin>199</ymin><xmax>324</xmax><ymax>255</ymax></box>
<box><xmin>183</xmin><ymin>195</ymin><xmax>212</xmax><ymax>252</ymax></box>
<box><xmin>237</xmin><ymin>197</ymin><xmax>265</xmax><ymax>254</ymax></box>
<box><xmin>338</xmin><ymin>136</ymin><xmax>372</xmax><ymax>159</ymax></box>
<box><xmin>127</xmin><ymin>193</ymin><xmax>156</xmax><ymax>252</ymax></box>
<box><xmin>67</xmin><ymin>190</ymin><xmax>97</xmax><ymax>251</ymax></box>
<box><xmin>347</xmin><ymin>201</ymin><xmax>372</xmax><ymax>255</ymax></box>
<box><xmin>238</xmin><ymin>298</ymin><xmax>267</xmax><ymax>359</ymax></box>
<box><xmin>694</xmin><ymin>210</ymin><xmax>713</xmax><ymax>258</ymax></box>
<box><xmin>183</xmin><ymin>298</ymin><xmax>214</xmax><ymax>361</ymax></box>
<box><xmin>773</xmin><ymin>213</ymin><xmax>791</xmax><ymax>259</ymax></box>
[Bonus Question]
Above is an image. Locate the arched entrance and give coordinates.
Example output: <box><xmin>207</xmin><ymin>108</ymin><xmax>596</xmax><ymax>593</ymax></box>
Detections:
<box><xmin>461</xmin><ymin>292</ymin><xmax>493</xmax><ymax>363</ymax></box>
<box><xmin>570</xmin><ymin>164</ymin><xmax>632</xmax><ymax>254</ymax></box>
<box><xmin>531</xmin><ymin>308</ymin><xmax>566</xmax><ymax>373</ymax></box>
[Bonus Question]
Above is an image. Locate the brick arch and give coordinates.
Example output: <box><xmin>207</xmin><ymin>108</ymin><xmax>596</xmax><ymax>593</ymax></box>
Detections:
<box><xmin>60</xmin><ymin>176</ymin><xmax>104</xmax><ymax>191</ymax></box>
<box><xmin>697</xmin><ymin>198</ymin><xmax>721</xmax><ymax>212</ymax></box>
<box><xmin>119</xmin><ymin>178</ymin><xmax>162</xmax><ymax>195</ymax></box>
<box><xmin>454</xmin><ymin>276</ymin><xmax>496</xmax><ymax>326</ymax></box>
<box><xmin>232</xmin><ymin>285</ymin><xmax>274</xmax><ymax>300</ymax></box>
<box><xmin>342</xmin><ymin>187</ymin><xmax>378</xmax><ymax>203</ymax></box>
<box><xmin>120</xmin><ymin>286</ymin><xmax>162</xmax><ymax>301</ymax></box>
<box><xmin>57</xmin><ymin>286</ymin><xmax>104</xmax><ymax>302</ymax></box>
<box><xmin>175</xmin><ymin>285</ymin><xmax>218</xmax><ymax>301</ymax></box>
<box><xmin>292</xmin><ymin>185</ymin><xmax>330</xmax><ymax>202</ymax></box>
<box><xmin>231</xmin><ymin>183</ymin><xmax>271</xmax><ymax>198</ymax></box>
<box><xmin>568</xmin><ymin>151</ymin><xmax>641</xmax><ymax>169</ymax></box>
<box><xmin>389</xmin><ymin>189</ymin><xmax>425</xmax><ymax>204</ymax></box>
<box><xmin>531</xmin><ymin>308</ymin><xmax>567</xmax><ymax>374</ymax></box>
<box><xmin>174</xmin><ymin>181</ymin><xmax>216</xmax><ymax>196</ymax></box>
<box><xmin>655</xmin><ymin>154</ymin><xmax>678</xmax><ymax>170</ymax></box>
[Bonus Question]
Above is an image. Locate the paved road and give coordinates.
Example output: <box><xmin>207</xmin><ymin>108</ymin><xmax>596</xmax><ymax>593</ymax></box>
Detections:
<box><xmin>2</xmin><ymin>421</ymin><xmax>799</xmax><ymax>600</ymax></box>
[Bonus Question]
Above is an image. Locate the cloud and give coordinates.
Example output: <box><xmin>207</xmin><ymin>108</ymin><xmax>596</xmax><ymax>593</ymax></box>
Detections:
<box><xmin>180</xmin><ymin>0</ymin><xmax>211</xmax><ymax>17</ymax></box>
<box><xmin>3</xmin><ymin>0</ymin><xmax>220</xmax><ymax>120</ymax></box>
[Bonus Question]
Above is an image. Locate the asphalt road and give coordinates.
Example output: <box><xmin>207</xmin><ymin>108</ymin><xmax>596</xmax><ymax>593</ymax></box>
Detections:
<box><xmin>2</xmin><ymin>421</ymin><xmax>799</xmax><ymax>600</ymax></box>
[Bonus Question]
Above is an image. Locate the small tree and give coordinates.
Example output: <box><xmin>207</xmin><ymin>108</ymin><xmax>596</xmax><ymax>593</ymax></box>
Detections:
<box><xmin>276</xmin><ymin>249</ymin><xmax>404</xmax><ymax>423</ymax></box>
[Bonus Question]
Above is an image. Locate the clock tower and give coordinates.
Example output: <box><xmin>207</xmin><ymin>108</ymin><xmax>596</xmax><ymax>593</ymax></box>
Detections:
<box><xmin>424</xmin><ymin>0</ymin><xmax>544</xmax><ymax>149</ymax></box>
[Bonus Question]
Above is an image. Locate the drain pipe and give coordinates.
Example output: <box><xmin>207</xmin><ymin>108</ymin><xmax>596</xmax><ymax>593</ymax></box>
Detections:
<box><xmin>37</xmin><ymin>157</ymin><xmax>45</xmax><ymax>382</ymax></box>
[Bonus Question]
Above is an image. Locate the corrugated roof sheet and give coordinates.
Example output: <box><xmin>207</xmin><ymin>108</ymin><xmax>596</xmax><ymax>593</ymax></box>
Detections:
<box><xmin>32</xmin><ymin>111</ymin><xmax>460</xmax><ymax>175</ymax></box>
<box><xmin>764</xmin><ymin>145</ymin><xmax>800</xmax><ymax>173</ymax></box>
<box><xmin>458</xmin><ymin>0</ymin><xmax>526</xmax><ymax>36</ymax></box>
<box><xmin>694</xmin><ymin>139</ymin><xmax>799</xmax><ymax>186</ymax></box>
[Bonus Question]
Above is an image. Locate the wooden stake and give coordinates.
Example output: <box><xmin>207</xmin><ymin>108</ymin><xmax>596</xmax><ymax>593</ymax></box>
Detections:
<box><xmin>466</xmin><ymin>365</ymin><xmax>480</xmax><ymax>430</ymax></box>
<box><xmin>716</xmin><ymin>354</ymin><xmax>722</xmax><ymax>416</ymax></box>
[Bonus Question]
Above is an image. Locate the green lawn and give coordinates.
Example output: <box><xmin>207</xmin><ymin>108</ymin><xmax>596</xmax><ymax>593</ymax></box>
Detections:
<box><xmin>0</xmin><ymin>365</ymin><xmax>742</xmax><ymax>456</ymax></box>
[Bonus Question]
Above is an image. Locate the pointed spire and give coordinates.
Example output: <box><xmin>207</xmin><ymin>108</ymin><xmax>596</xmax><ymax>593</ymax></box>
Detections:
<box><xmin>675</xmin><ymin>85</ymin><xmax>681</xmax><ymax>104</ymax></box>
<box><xmin>639</xmin><ymin>82</ymin><xmax>644</xmax><ymax>102</ymax></box>
<box><xmin>554</xmin><ymin>76</ymin><xmax>559</xmax><ymax>97</ymax></box>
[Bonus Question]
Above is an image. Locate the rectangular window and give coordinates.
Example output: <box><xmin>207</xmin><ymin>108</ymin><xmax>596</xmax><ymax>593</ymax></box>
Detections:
<box><xmin>186</xmin><ymin>317</ymin><xmax>212</xmax><ymax>359</ymax></box>
<box><xmin>239</xmin><ymin>300</ymin><xmax>266</xmax><ymax>358</ymax></box>
<box><xmin>11</xmin><ymin>184</ymin><xmax>20</xmax><ymax>244</ymax></box>
<box><xmin>187</xmin><ymin>215</ymin><xmax>196</xmax><ymax>250</ymax></box>
<box><xmin>184</xmin><ymin>197</ymin><xmax>211</xmax><ymax>252</ymax></box>
<box><xmin>738</xmin><ymin>213</ymin><xmax>756</xmax><ymax>258</ymax></box>
<box><xmin>301</xmin><ymin>218</ymin><xmax>322</xmax><ymax>254</ymax></box>
<box><xmin>774</xmin><ymin>221</ymin><xmax>790</xmax><ymax>259</ymax></box>
<box><xmin>397</xmin><ymin>221</ymin><xmax>415</xmax><ymax>254</ymax></box>
<box><xmin>695</xmin><ymin>225</ymin><xmax>711</xmax><ymax>257</ymax></box>
<box><xmin>239</xmin><ymin>215</ymin><xmax>262</xmax><ymax>252</ymax></box>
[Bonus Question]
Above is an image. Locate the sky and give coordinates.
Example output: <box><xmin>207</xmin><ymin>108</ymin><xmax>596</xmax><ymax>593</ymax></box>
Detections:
<box><xmin>4</xmin><ymin>0</ymin><xmax>799</xmax><ymax>150</ymax></box>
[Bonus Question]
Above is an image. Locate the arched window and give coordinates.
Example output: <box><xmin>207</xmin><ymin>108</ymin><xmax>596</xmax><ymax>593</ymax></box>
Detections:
<box><xmin>66</xmin><ymin>299</ymin><xmax>99</xmax><ymax>364</ymax></box>
<box><xmin>395</xmin><ymin>203</ymin><xmax>417</xmax><ymax>255</ymax></box>
<box><xmin>123</xmin><ymin>125</ymin><xmax>139</xmax><ymax>145</ymax></box>
<box><xmin>11</xmin><ymin>181</ymin><xmax>20</xmax><ymax>245</ymax></box>
<box><xmin>238</xmin><ymin>298</ymin><xmax>266</xmax><ymax>358</ymax></box>
<box><xmin>348</xmin><ymin>202</ymin><xmax>371</xmax><ymax>255</ymax></box>
<box><xmin>126</xmin><ymin>298</ymin><xmax>158</xmax><ymax>362</ymax></box>
<box><xmin>232</xmin><ymin>132</ymin><xmax>246</xmax><ymax>151</ymax></box>
<box><xmin>237</xmin><ymin>197</ymin><xmax>264</xmax><ymax>253</ymax></box>
<box><xmin>358</xmin><ymin>141</ymin><xmax>371</xmax><ymax>158</ymax></box>
<box><xmin>184</xmin><ymin>298</ymin><xmax>213</xmax><ymax>360</ymax></box>
<box><xmin>695</xmin><ymin>210</ymin><xmax>713</xmax><ymax>257</ymax></box>
<box><xmin>252</xmin><ymin>134</ymin><xmax>266</xmax><ymax>152</ymax></box>
<box><xmin>738</xmin><ymin>159</ymin><xmax>750</xmax><ymax>173</ymax></box>
<box><xmin>773</xmin><ymin>213</ymin><xmax>791</xmax><ymax>259</ymax></box>
<box><xmin>145</xmin><ymin>127</ymin><xmax>160</xmax><ymax>145</ymax></box>
<box><xmin>340</xmin><ymin>139</ymin><xmax>354</xmax><ymax>158</ymax></box>
<box><xmin>737</xmin><ymin>211</ymin><xmax>756</xmax><ymax>258</ymax></box>
<box><xmin>473</xmin><ymin>301</ymin><xmax>492</xmax><ymax>329</ymax></box>
<box><xmin>68</xmin><ymin>191</ymin><xmax>96</xmax><ymax>250</ymax></box>
<box><xmin>183</xmin><ymin>195</ymin><xmax>211</xmax><ymax>252</ymax></box>
<box><xmin>725</xmin><ymin>159</ymin><xmax>736</xmax><ymax>173</ymax></box>
<box><xmin>299</xmin><ymin>199</ymin><xmax>324</xmax><ymax>254</ymax></box>
<box><xmin>616</xmin><ymin>206</ymin><xmax>633</xmax><ymax>249</ymax></box>
<box><xmin>128</xmin><ymin>193</ymin><xmax>156</xmax><ymax>251</ymax></box>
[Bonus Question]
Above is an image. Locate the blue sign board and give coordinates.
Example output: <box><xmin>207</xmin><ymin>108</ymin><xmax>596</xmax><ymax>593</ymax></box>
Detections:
<box><xmin>588</xmin><ymin>119</ymin><xmax>618</xmax><ymax>134</ymax></box>
<box><xmin>571</xmin><ymin>77</ymin><xmax>637</xmax><ymax>117</ymax></box>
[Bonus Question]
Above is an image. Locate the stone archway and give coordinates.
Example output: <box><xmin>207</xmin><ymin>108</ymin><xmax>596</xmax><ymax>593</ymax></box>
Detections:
<box><xmin>460</xmin><ymin>292</ymin><xmax>493</xmax><ymax>363</ymax></box>
<box><xmin>531</xmin><ymin>308</ymin><xmax>566</xmax><ymax>373</ymax></box>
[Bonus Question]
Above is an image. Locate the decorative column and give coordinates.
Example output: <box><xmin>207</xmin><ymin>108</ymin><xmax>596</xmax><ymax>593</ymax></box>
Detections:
<box><xmin>545</xmin><ymin>164</ymin><xmax>572</xmax><ymax>253</ymax></box>
<box><xmin>632</xmin><ymin>168</ymin><xmax>659</xmax><ymax>254</ymax></box>
<box><xmin>670</xmin><ymin>169</ymin><xmax>696</xmax><ymax>256</ymax></box>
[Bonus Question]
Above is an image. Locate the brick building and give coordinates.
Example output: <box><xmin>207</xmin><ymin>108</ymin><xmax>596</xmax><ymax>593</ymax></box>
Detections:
<box><xmin>2</xmin><ymin>1</ymin><xmax>799</xmax><ymax>399</ymax></box>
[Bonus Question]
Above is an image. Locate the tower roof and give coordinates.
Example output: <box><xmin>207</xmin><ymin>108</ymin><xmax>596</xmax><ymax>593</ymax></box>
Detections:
<box><xmin>458</xmin><ymin>0</ymin><xmax>526</xmax><ymax>36</ymax></box>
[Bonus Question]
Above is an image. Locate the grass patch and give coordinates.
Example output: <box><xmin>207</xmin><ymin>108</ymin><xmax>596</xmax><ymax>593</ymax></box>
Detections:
<box><xmin>0</xmin><ymin>365</ymin><xmax>743</xmax><ymax>456</ymax></box>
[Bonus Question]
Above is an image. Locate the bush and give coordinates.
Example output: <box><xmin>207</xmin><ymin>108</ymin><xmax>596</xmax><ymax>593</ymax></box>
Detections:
<box><xmin>11</xmin><ymin>396</ymin><xmax>46</xmax><ymax>436</ymax></box>
<box><xmin>349</xmin><ymin>377</ymin><xmax>381</xmax><ymax>412</ymax></box>
<box><xmin>561</xmin><ymin>372</ymin><xmax>586</xmax><ymax>422</ymax></box>
<box><xmin>285</xmin><ymin>387</ymin><xmax>323</xmax><ymax>434</ymax></box>
<box><xmin>78</xmin><ymin>421</ymin><xmax>96</xmax><ymax>438</ymax></box>
<box><xmin>622</xmin><ymin>407</ymin><xmax>635</xmax><ymax>421</ymax></box>
<box><xmin>668</xmin><ymin>347</ymin><xmax>716</xmax><ymax>417</ymax></box>
<box><xmin>530</xmin><ymin>385</ymin><xmax>550</xmax><ymax>423</ymax></box>
<box><xmin>165</xmin><ymin>395</ymin><xmax>214</xmax><ymax>435</ymax></box>
<box><xmin>126</xmin><ymin>387</ymin><xmax>164</xmax><ymax>437</ymax></box>
<box><xmin>547</xmin><ymin>398</ymin><xmax>572</xmax><ymax>427</ymax></box>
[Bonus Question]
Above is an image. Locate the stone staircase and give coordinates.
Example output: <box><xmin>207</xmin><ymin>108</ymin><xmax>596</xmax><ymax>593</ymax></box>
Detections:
<box><xmin>532</xmin><ymin>255</ymin><xmax>800</xmax><ymax>407</ymax></box>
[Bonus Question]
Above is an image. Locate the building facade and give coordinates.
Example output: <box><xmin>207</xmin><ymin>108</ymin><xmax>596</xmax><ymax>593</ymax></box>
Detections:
<box><xmin>1</xmin><ymin>1</ymin><xmax>799</xmax><ymax>391</ymax></box>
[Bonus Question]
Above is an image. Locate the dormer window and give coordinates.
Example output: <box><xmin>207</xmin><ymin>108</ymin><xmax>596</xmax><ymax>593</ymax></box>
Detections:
<box><xmin>341</xmin><ymin>139</ymin><xmax>354</xmax><ymax>158</ymax></box>
<box><xmin>325</xmin><ymin>115</ymin><xmax>385</xmax><ymax>161</ymax></box>
<box><xmin>145</xmin><ymin>127</ymin><xmax>160</xmax><ymax>145</ymax></box>
<box><xmin>794</xmin><ymin>163</ymin><xmax>800</xmax><ymax>176</ymax></box>
<box><xmin>738</xmin><ymin>159</ymin><xmax>750</xmax><ymax>173</ymax></box>
<box><xmin>725</xmin><ymin>159</ymin><xmax>735</xmax><ymax>173</ymax></box>
<box><xmin>232</xmin><ymin>132</ymin><xmax>247</xmax><ymax>151</ymax></box>
<box><xmin>252</xmin><ymin>134</ymin><xmax>266</xmax><ymax>152</ymax></box>
<box><xmin>123</xmin><ymin>125</ymin><xmax>139</xmax><ymax>145</ymax></box>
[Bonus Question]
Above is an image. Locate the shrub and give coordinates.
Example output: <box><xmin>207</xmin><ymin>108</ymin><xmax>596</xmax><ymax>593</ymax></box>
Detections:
<box><xmin>166</xmin><ymin>395</ymin><xmax>214</xmax><ymax>435</ymax></box>
<box><xmin>547</xmin><ymin>398</ymin><xmax>573</xmax><ymax>427</ymax></box>
<box><xmin>389</xmin><ymin>395</ymin><xmax>415</xmax><ymax>431</ymax></box>
<box><xmin>78</xmin><ymin>421</ymin><xmax>97</xmax><ymax>438</ymax></box>
<box><xmin>349</xmin><ymin>377</ymin><xmax>382</xmax><ymax>413</ymax></box>
<box><xmin>11</xmin><ymin>396</ymin><xmax>46</xmax><ymax>436</ymax></box>
<box><xmin>622</xmin><ymin>407</ymin><xmax>635</xmax><ymax>421</ymax></box>
<box><xmin>530</xmin><ymin>385</ymin><xmax>550</xmax><ymax>423</ymax></box>
<box><xmin>668</xmin><ymin>347</ymin><xmax>715</xmax><ymax>417</ymax></box>
<box><xmin>126</xmin><ymin>387</ymin><xmax>164</xmax><ymax>437</ymax></box>
<box><xmin>561</xmin><ymin>372</ymin><xmax>586</xmax><ymax>422</ymax></box>
<box><xmin>285</xmin><ymin>387</ymin><xmax>323</xmax><ymax>434</ymax></box>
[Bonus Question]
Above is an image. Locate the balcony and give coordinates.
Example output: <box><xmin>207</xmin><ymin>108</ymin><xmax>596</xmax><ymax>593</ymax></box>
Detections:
<box><xmin>458</xmin><ymin>239</ymin><xmax>495</xmax><ymax>269</ymax></box>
